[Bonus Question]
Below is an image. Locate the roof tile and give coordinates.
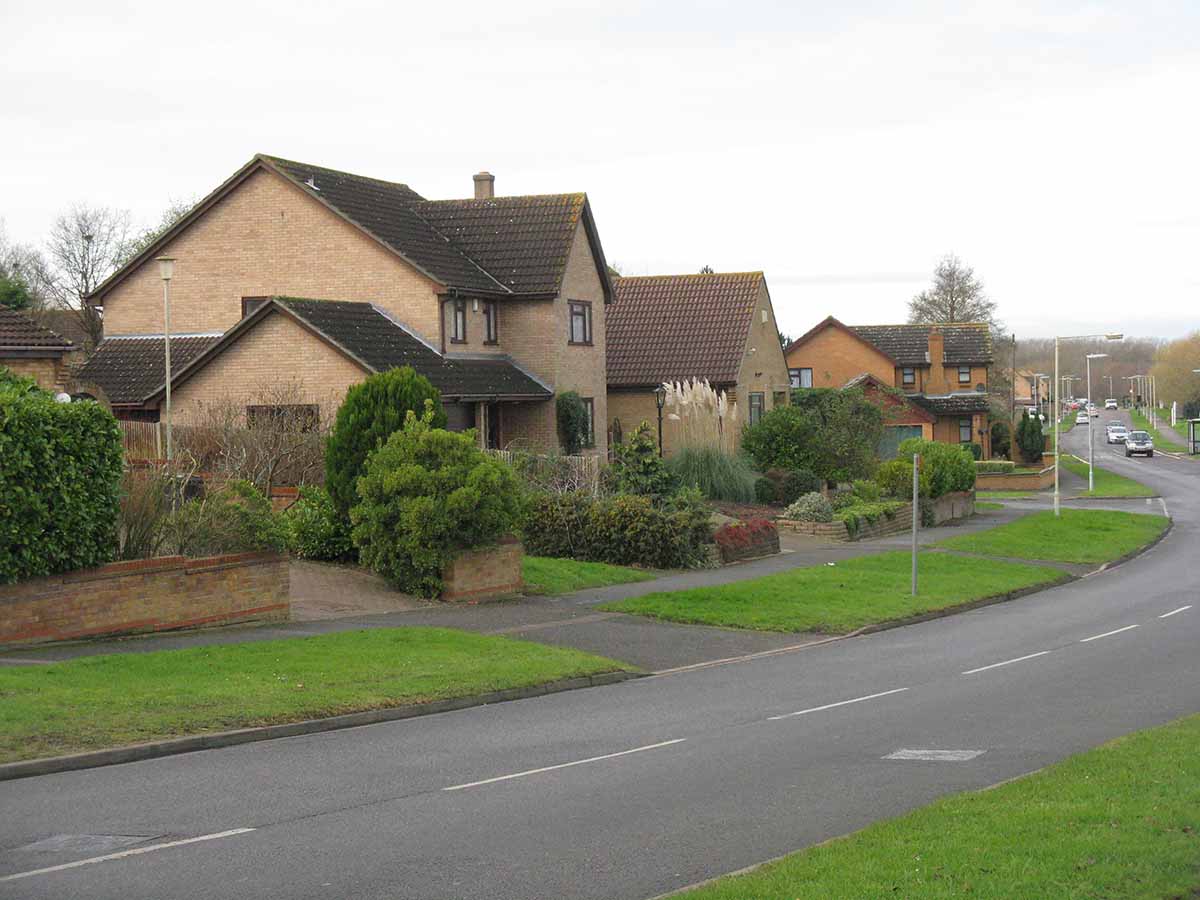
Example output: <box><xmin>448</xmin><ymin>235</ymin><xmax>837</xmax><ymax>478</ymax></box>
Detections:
<box><xmin>0</xmin><ymin>308</ymin><xmax>74</xmax><ymax>351</ymax></box>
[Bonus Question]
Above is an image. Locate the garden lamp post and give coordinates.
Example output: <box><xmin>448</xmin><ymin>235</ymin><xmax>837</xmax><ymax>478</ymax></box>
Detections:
<box><xmin>653</xmin><ymin>384</ymin><xmax>667</xmax><ymax>457</ymax></box>
<box><xmin>1085</xmin><ymin>353</ymin><xmax>1108</xmax><ymax>493</ymax></box>
<box><xmin>1054</xmin><ymin>332</ymin><xmax>1122</xmax><ymax>517</ymax></box>
<box><xmin>157</xmin><ymin>257</ymin><xmax>175</xmax><ymax>463</ymax></box>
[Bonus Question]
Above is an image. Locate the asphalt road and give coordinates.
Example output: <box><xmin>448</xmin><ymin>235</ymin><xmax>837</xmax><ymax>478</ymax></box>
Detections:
<box><xmin>2</xmin><ymin>422</ymin><xmax>1197</xmax><ymax>900</ymax></box>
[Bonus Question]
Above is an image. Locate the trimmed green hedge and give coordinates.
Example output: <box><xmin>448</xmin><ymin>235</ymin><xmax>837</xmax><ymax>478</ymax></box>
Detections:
<box><xmin>0</xmin><ymin>372</ymin><xmax>124</xmax><ymax>583</ymax></box>
<box><xmin>975</xmin><ymin>460</ymin><xmax>1016</xmax><ymax>474</ymax></box>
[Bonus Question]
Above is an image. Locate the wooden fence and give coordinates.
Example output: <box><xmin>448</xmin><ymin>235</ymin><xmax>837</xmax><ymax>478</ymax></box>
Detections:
<box><xmin>117</xmin><ymin>420</ymin><xmax>162</xmax><ymax>459</ymax></box>
<box><xmin>484</xmin><ymin>448</ymin><xmax>603</xmax><ymax>495</ymax></box>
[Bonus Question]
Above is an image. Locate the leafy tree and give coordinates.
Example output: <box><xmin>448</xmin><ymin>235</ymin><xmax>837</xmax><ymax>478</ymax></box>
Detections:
<box><xmin>778</xmin><ymin>331</ymin><xmax>792</xmax><ymax>352</ymax></box>
<box><xmin>556</xmin><ymin>391</ymin><xmax>590</xmax><ymax>454</ymax></box>
<box><xmin>350</xmin><ymin>407</ymin><xmax>522</xmax><ymax>597</ymax></box>
<box><xmin>1150</xmin><ymin>330</ymin><xmax>1200</xmax><ymax>413</ymax></box>
<box><xmin>325</xmin><ymin>368</ymin><xmax>446</xmax><ymax>517</ymax></box>
<box><xmin>0</xmin><ymin>272</ymin><xmax>33</xmax><ymax>310</ymax></box>
<box><xmin>607</xmin><ymin>421</ymin><xmax>678</xmax><ymax>497</ymax></box>
<box><xmin>908</xmin><ymin>254</ymin><xmax>997</xmax><ymax>325</ymax></box>
<box><xmin>743</xmin><ymin>388</ymin><xmax>883</xmax><ymax>485</ymax></box>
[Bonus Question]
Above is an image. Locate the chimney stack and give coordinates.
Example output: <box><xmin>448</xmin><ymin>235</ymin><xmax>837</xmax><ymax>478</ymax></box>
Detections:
<box><xmin>926</xmin><ymin>327</ymin><xmax>947</xmax><ymax>393</ymax></box>
<box><xmin>473</xmin><ymin>171</ymin><xmax>495</xmax><ymax>200</ymax></box>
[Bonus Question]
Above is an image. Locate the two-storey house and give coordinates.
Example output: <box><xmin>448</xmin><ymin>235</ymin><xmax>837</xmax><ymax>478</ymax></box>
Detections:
<box><xmin>784</xmin><ymin>315</ymin><xmax>994</xmax><ymax>457</ymax></box>
<box><xmin>75</xmin><ymin>155</ymin><xmax>613</xmax><ymax>455</ymax></box>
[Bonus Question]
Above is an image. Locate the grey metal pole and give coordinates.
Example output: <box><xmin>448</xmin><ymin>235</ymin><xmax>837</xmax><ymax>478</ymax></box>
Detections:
<box><xmin>163</xmin><ymin>279</ymin><xmax>173</xmax><ymax>463</ymax></box>
<box><xmin>1087</xmin><ymin>355</ymin><xmax>1094</xmax><ymax>493</ymax></box>
<box><xmin>1053</xmin><ymin>338</ymin><xmax>1060</xmax><ymax>517</ymax></box>
<box><xmin>911</xmin><ymin>452</ymin><xmax>919</xmax><ymax>596</ymax></box>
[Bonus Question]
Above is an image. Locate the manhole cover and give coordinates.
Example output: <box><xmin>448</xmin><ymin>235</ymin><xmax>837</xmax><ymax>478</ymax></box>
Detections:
<box><xmin>883</xmin><ymin>749</ymin><xmax>986</xmax><ymax>761</ymax></box>
<box><xmin>14</xmin><ymin>834</ymin><xmax>156</xmax><ymax>854</ymax></box>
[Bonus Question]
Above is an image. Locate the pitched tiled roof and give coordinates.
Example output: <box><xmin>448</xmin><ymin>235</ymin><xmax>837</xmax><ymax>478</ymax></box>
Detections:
<box><xmin>913</xmin><ymin>392</ymin><xmax>992</xmax><ymax>415</ymax></box>
<box><xmin>272</xmin><ymin>299</ymin><xmax>550</xmax><ymax>400</ymax></box>
<box><xmin>851</xmin><ymin>323</ymin><xmax>993</xmax><ymax>365</ymax></box>
<box><xmin>607</xmin><ymin>273</ymin><xmax>764</xmax><ymax>387</ymax></box>
<box><xmin>0</xmin><ymin>308</ymin><xmax>74</xmax><ymax>351</ymax></box>
<box><xmin>75</xmin><ymin>334</ymin><xmax>221</xmax><ymax>404</ymax></box>
<box><xmin>413</xmin><ymin>194</ymin><xmax>585</xmax><ymax>295</ymax></box>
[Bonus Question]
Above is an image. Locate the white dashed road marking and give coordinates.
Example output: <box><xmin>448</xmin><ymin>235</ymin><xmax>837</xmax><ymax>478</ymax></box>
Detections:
<box><xmin>1160</xmin><ymin>606</ymin><xmax>1191</xmax><ymax>619</ymax></box>
<box><xmin>961</xmin><ymin>651</ymin><xmax>1051</xmax><ymax>676</ymax></box>
<box><xmin>442</xmin><ymin>739</ymin><xmax>686</xmax><ymax>791</ymax></box>
<box><xmin>767</xmin><ymin>688</ymin><xmax>909</xmax><ymax>721</ymax></box>
<box><xmin>1079</xmin><ymin>624</ymin><xmax>1139</xmax><ymax>643</ymax></box>
<box><xmin>883</xmin><ymin>749</ymin><xmax>986</xmax><ymax>761</ymax></box>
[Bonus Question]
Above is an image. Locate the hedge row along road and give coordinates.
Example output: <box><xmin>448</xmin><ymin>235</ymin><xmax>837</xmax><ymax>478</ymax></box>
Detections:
<box><xmin>1</xmin><ymin>419</ymin><xmax>1196</xmax><ymax>899</ymax></box>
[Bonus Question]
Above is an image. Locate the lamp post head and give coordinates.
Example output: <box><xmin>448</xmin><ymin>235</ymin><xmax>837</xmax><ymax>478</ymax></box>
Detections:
<box><xmin>1104</xmin><ymin>333</ymin><xmax>1123</xmax><ymax>341</ymax></box>
<box><xmin>156</xmin><ymin>256</ymin><xmax>176</xmax><ymax>282</ymax></box>
<box><xmin>1086</xmin><ymin>353</ymin><xmax>1108</xmax><ymax>360</ymax></box>
<box><xmin>654</xmin><ymin>384</ymin><xmax>667</xmax><ymax>410</ymax></box>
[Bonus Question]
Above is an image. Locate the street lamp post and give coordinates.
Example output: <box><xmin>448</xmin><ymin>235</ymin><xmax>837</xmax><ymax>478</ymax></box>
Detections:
<box><xmin>1085</xmin><ymin>353</ymin><xmax>1108</xmax><ymax>492</ymax></box>
<box><xmin>157</xmin><ymin>257</ymin><xmax>176</xmax><ymax>463</ymax></box>
<box><xmin>653</xmin><ymin>384</ymin><xmax>667</xmax><ymax>458</ymax></box>
<box><xmin>1054</xmin><ymin>332</ymin><xmax>1123</xmax><ymax>517</ymax></box>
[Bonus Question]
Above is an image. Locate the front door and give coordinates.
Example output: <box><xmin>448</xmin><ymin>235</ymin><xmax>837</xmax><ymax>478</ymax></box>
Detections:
<box><xmin>486</xmin><ymin>402</ymin><xmax>501</xmax><ymax>449</ymax></box>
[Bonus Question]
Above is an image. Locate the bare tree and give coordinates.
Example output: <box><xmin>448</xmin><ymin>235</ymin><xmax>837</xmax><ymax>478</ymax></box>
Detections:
<box><xmin>116</xmin><ymin>198</ymin><xmax>195</xmax><ymax>268</ymax></box>
<box><xmin>45</xmin><ymin>204</ymin><xmax>132</xmax><ymax>349</ymax></box>
<box><xmin>908</xmin><ymin>255</ymin><xmax>998</xmax><ymax>325</ymax></box>
<box><xmin>0</xmin><ymin>221</ymin><xmax>54</xmax><ymax>311</ymax></box>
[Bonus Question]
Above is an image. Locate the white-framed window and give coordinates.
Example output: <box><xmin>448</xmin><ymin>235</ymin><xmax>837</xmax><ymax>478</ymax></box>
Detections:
<box><xmin>451</xmin><ymin>299</ymin><xmax>467</xmax><ymax>343</ymax></box>
<box><xmin>902</xmin><ymin>367</ymin><xmax>916</xmax><ymax>386</ymax></box>
<box><xmin>582</xmin><ymin>397</ymin><xmax>595</xmax><ymax>447</ymax></box>
<box><xmin>958</xmin><ymin>365</ymin><xmax>971</xmax><ymax>384</ymax></box>
<box><xmin>568</xmin><ymin>301</ymin><xmax>593</xmax><ymax>344</ymax></box>
<box><xmin>749</xmin><ymin>392</ymin><xmax>765</xmax><ymax>425</ymax></box>
<box><xmin>789</xmin><ymin>368</ymin><xmax>813</xmax><ymax>389</ymax></box>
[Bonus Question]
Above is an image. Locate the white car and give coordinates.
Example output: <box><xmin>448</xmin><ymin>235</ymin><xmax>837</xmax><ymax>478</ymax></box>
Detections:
<box><xmin>1088</xmin><ymin>405</ymin><xmax>1100</xmax><ymax>417</ymax></box>
<box><xmin>1075</xmin><ymin>411</ymin><xmax>1089</xmax><ymax>425</ymax></box>
<box><xmin>1104</xmin><ymin>398</ymin><xmax>1119</xmax><ymax>410</ymax></box>
<box><xmin>1106</xmin><ymin>425</ymin><xmax>1128</xmax><ymax>444</ymax></box>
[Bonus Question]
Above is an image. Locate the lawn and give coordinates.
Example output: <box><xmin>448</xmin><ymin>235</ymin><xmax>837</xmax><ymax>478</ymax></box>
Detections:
<box><xmin>937</xmin><ymin>508</ymin><xmax>1168</xmax><ymax>565</ymax></box>
<box><xmin>977</xmin><ymin>490</ymin><xmax>1036</xmax><ymax>500</ymax></box>
<box><xmin>1130</xmin><ymin>409</ymin><xmax>1189</xmax><ymax>453</ymax></box>
<box><xmin>0</xmin><ymin>628</ymin><xmax>629</xmax><ymax>765</ymax></box>
<box><xmin>677</xmin><ymin>713</ymin><xmax>1200</xmax><ymax>899</ymax></box>
<box><xmin>976</xmin><ymin>501</ymin><xmax>1004</xmax><ymax>510</ymax></box>
<box><xmin>1059</xmin><ymin>455</ymin><xmax>1155</xmax><ymax>497</ymax></box>
<box><xmin>601</xmin><ymin>552</ymin><xmax>1065</xmax><ymax>634</ymax></box>
<box><xmin>522</xmin><ymin>556</ymin><xmax>657</xmax><ymax>596</ymax></box>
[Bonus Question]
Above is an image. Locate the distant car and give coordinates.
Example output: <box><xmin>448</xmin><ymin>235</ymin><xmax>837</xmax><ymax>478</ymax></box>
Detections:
<box><xmin>1107</xmin><ymin>425</ymin><xmax>1128</xmax><ymax>444</ymax></box>
<box><xmin>1125</xmin><ymin>431</ymin><xmax>1154</xmax><ymax>457</ymax></box>
<box><xmin>1075</xmin><ymin>411</ymin><xmax>1089</xmax><ymax>425</ymax></box>
<box><xmin>1105</xmin><ymin>398</ymin><xmax>1118</xmax><ymax>409</ymax></box>
<box><xmin>1088</xmin><ymin>405</ymin><xmax>1100</xmax><ymax>417</ymax></box>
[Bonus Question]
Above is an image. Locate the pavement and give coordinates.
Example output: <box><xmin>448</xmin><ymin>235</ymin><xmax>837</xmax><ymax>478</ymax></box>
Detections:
<box><xmin>1</xmin><ymin>425</ymin><xmax>1194</xmax><ymax>899</ymax></box>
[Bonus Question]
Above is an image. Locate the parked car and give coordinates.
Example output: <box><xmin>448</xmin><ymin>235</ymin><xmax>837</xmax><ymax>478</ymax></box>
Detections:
<box><xmin>1105</xmin><ymin>398</ymin><xmax>1119</xmax><ymax>409</ymax></box>
<box><xmin>1107</xmin><ymin>425</ymin><xmax>1128</xmax><ymax>444</ymax></box>
<box><xmin>1125</xmin><ymin>431</ymin><xmax>1154</xmax><ymax>457</ymax></box>
<box><xmin>1075</xmin><ymin>411</ymin><xmax>1089</xmax><ymax>425</ymax></box>
<box><xmin>1088</xmin><ymin>404</ymin><xmax>1100</xmax><ymax>417</ymax></box>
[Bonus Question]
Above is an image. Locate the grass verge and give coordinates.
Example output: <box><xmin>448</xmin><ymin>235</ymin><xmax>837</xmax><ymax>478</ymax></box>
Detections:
<box><xmin>676</xmin><ymin>713</ymin><xmax>1200</xmax><ymax>899</ymax></box>
<box><xmin>0</xmin><ymin>628</ymin><xmax>628</xmax><ymax>765</ymax></box>
<box><xmin>1130</xmin><ymin>409</ymin><xmax>1189</xmax><ymax>453</ymax></box>
<box><xmin>601</xmin><ymin>552</ymin><xmax>1065</xmax><ymax>634</ymax></box>
<box><xmin>977</xmin><ymin>490</ymin><xmax>1036</xmax><ymax>500</ymax></box>
<box><xmin>523</xmin><ymin>556</ymin><xmax>658</xmax><ymax>595</ymax></box>
<box><xmin>1059</xmin><ymin>455</ymin><xmax>1155</xmax><ymax>497</ymax></box>
<box><xmin>937</xmin><ymin>508</ymin><xmax>1167</xmax><ymax>565</ymax></box>
<box><xmin>976</xmin><ymin>501</ymin><xmax>1004</xmax><ymax>510</ymax></box>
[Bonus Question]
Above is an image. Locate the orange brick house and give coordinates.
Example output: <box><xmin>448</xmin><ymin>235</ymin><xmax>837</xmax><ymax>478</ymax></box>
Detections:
<box><xmin>606</xmin><ymin>272</ymin><xmax>791</xmax><ymax>455</ymax></box>
<box><xmin>784</xmin><ymin>316</ymin><xmax>993</xmax><ymax>457</ymax></box>
<box><xmin>76</xmin><ymin>154</ymin><xmax>614</xmax><ymax>454</ymax></box>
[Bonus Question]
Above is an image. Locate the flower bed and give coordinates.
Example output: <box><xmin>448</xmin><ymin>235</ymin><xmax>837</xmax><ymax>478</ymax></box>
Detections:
<box><xmin>779</xmin><ymin>502</ymin><xmax>913</xmax><ymax>542</ymax></box>
<box><xmin>712</xmin><ymin>519</ymin><xmax>780</xmax><ymax>564</ymax></box>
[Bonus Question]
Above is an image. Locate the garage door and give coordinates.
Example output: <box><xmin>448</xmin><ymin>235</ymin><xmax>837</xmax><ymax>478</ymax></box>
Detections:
<box><xmin>878</xmin><ymin>425</ymin><xmax>923</xmax><ymax>460</ymax></box>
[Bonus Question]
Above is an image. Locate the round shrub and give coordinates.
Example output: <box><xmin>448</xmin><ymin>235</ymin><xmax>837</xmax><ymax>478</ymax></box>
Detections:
<box><xmin>754</xmin><ymin>476</ymin><xmax>777</xmax><ymax>505</ymax></box>
<box><xmin>325</xmin><ymin>368</ymin><xmax>446</xmax><ymax>517</ymax></box>
<box><xmin>164</xmin><ymin>480</ymin><xmax>286</xmax><ymax>557</ymax></box>
<box><xmin>1</xmin><ymin>377</ymin><xmax>123</xmax><ymax>582</ymax></box>
<box><xmin>785</xmin><ymin>491</ymin><xmax>833</xmax><ymax>523</ymax></box>
<box><xmin>850</xmin><ymin>479</ymin><xmax>881</xmax><ymax>502</ymax></box>
<box><xmin>283</xmin><ymin>486</ymin><xmax>353</xmax><ymax>561</ymax></box>
<box><xmin>521</xmin><ymin>490</ymin><xmax>594</xmax><ymax>560</ymax></box>
<box><xmin>350</xmin><ymin>410</ymin><xmax>522</xmax><ymax>597</ymax></box>
<box><xmin>779</xmin><ymin>468</ymin><xmax>821</xmax><ymax>505</ymax></box>
<box><xmin>829</xmin><ymin>489</ymin><xmax>855</xmax><ymax>511</ymax></box>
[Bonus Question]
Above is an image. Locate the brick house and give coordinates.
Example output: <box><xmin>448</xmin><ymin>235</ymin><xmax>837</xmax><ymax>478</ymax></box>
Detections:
<box><xmin>0</xmin><ymin>308</ymin><xmax>76</xmax><ymax>391</ymax></box>
<box><xmin>784</xmin><ymin>316</ymin><xmax>994</xmax><ymax>457</ymax></box>
<box><xmin>76</xmin><ymin>154</ymin><xmax>614</xmax><ymax>454</ymax></box>
<box><xmin>606</xmin><ymin>272</ymin><xmax>791</xmax><ymax>455</ymax></box>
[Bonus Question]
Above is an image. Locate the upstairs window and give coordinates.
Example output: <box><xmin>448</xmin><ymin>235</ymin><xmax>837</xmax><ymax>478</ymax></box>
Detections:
<box><xmin>451</xmin><ymin>299</ymin><xmax>467</xmax><ymax>343</ymax></box>
<box><xmin>241</xmin><ymin>296</ymin><xmax>269</xmax><ymax>318</ymax></box>
<box><xmin>959</xmin><ymin>417</ymin><xmax>973</xmax><ymax>443</ymax></box>
<box><xmin>569</xmin><ymin>301</ymin><xmax>593</xmax><ymax>345</ymax></box>
<box><xmin>958</xmin><ymin>365</ymin><xmax>971</xmax><ymax>384</ymax></box>
<box><xmin>902</xmin><ymin>367</ymin><xmax>916</xmax><ymax>386</ymax></box>
<box><xmin>483</xmin><ymin>300</ymin><xmax>498</xmax><ymax>343</ymax></box>
<box><xmin>789</xmin><ymin>368</ymin><xmax>813</xmax><ymax>389</ymax></box>
<box><xmin>749</xmin><ymin>392</ymin><xmax>765</xmax><ymax>425</ymax></box>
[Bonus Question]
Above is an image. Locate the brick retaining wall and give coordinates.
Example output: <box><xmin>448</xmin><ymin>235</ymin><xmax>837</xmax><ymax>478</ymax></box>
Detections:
<box><xmin>0</xmin><ymin>553</ymin><xmax>289</xmax><ymax>645</ymax></box>
<box><xmin>442</xmin><ymin>537</ymin><xmax>524</xmax><ymax>602</ymax></box>
<box><xmin>778</xmin><ymin>503</ymin><xmax>914</xmax><ymax>542</ymax></box>
<box><xmin>975</xmin><ymin>467</ymin><xmax>1055</xmax><ymax>491</ymax></box>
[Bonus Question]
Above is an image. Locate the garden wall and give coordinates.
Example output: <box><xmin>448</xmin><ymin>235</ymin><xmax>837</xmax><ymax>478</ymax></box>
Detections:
<box><xmin>930</xmin><ymin>490</ymin><xmax>976</xmax><ymax>525</ymax></box>
<box><xmin>713</xmin><ymin>521</ymin><xmax>780</xmax><ymax>563</ymax></box>
<box><xmin>442</xmin><ymin>537</ymin><xmax>524</xmax><ymax>602</ymax></box>
<box><xmin>778</xmin><ymin>503</ymin><xmax>913</xmax><ymax>542</ymax></box>
<box><xmin>975</xmin><ymin>467</ymin><xmax>1055</xmax><ymax>491</ymax></box>
<box><xmin>0</xmin><ymin>552</ymin><xmax>289</xmax><ymax>646</ymax></box>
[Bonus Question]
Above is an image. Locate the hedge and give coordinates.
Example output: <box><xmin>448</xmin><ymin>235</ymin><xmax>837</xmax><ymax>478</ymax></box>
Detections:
<box><xmin>0</xmin><ymin>375</ymin><xmax>124</xmax><ymax>583</ymax></box>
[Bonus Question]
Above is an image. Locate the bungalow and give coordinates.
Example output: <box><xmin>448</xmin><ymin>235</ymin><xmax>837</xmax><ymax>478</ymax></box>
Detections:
<box><xmin>784</xmin><ymin>316</ymin><xmax>994</xmax><ymax>457</ymax></box>
<box><xmin>75</xmin><ymin>154</ymin><xmax>613</xmax><ymax>454</ymax></box>
<box><xmin>605</xmin><ymin>272</ymin><xmax>791</xmax><ymax>455</ymax></box>
<box><xmin>0</xmin><ymin>308</ymin><xmax>76</xmax><ymax>392</ymax></box>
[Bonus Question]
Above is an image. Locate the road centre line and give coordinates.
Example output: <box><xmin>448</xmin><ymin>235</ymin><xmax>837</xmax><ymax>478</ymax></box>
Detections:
<box><xmin>1079</xmin><ymin>624</ymin><xmax>1139</xmax><ymax>643</ymax></box>
<box><xmin>767</xmin><ymin>687</ymin><xmax>909</xmax><ymax>721</ymax></box>
<box><xmin>961</xmin><ymin>650</ymin><xmax>1051</xmax><ymax>675</ymax></box>
<box><xmin>0</xmin><ymin>829</ymin><xmax>256</xmax><ymax>883</ymax></box>
<box><xmin>442</xmin><ymin>739</ymin><xmax>686</xmax><ymax>791</ymax></box>
<box><xmin>1160</xmin><ymin>606</ymin><xmax>1191</xmax><ymax>619</ymax></box>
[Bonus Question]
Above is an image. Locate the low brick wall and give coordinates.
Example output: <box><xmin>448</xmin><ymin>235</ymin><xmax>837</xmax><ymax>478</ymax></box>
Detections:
<box><xmin>931</xmin><ymin>490</ymin><xmax>976</xmax><ymax>525</ymax></box>
<box><xmin>442</xmin><ymin>537</ymin><xmax>524</xmax><ymax>602</ymax></box>
<box><xmin>778</xmin><ymin>503</ymin><xmax>913</xmax><ymax>542</ymax></box>
<box><xmin>976</xmin><ymin>467</ymin><xmax>1055</xmax><ymax>491</ymax></box>
<box><xmin>0</xmin><ymin>553</ymin><xmax>289</xmax><ymax>646</ymax></box>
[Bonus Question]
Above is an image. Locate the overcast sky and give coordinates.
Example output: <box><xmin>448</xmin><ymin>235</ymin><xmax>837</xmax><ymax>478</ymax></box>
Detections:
<box><xmin>3</xmin><ymin>0</ymin><xmax>1197</xmax><ymax>340</ymax></box>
